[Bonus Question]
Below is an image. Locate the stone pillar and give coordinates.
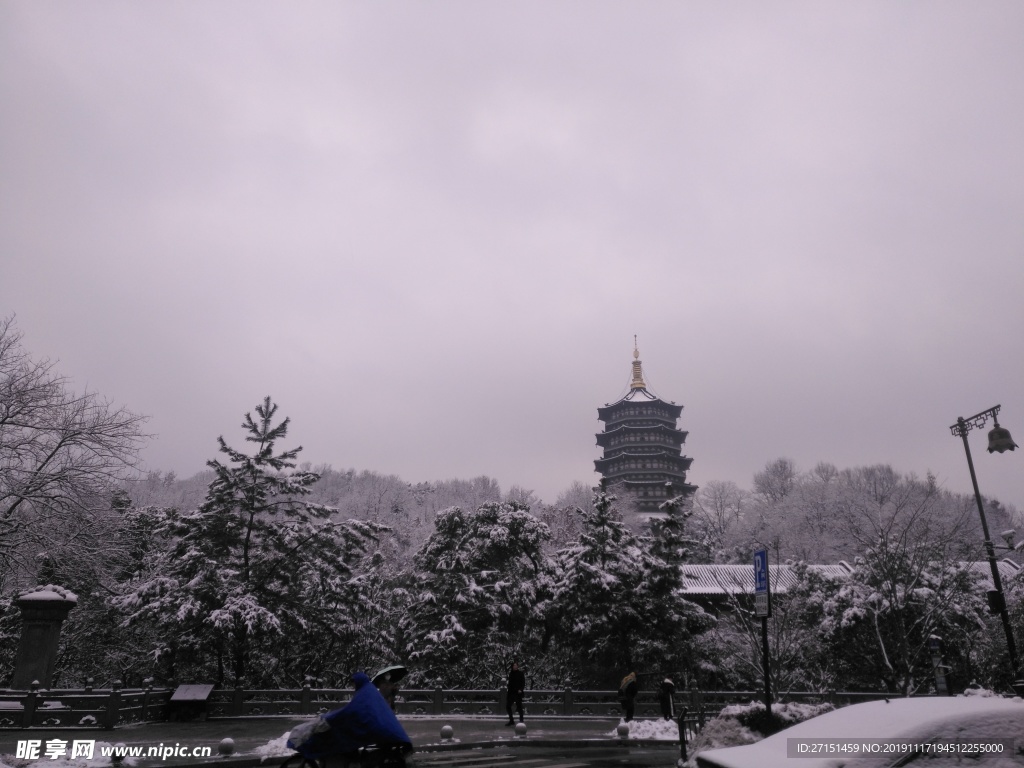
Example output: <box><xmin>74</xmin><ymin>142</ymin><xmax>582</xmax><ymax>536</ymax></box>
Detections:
<box><xmin>10</xmin><ymin>585</ymin><xmax>78</xmax><ymax>689</ymax></box>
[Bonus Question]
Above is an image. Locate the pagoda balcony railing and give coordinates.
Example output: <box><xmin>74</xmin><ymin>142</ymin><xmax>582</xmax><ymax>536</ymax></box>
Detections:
<box><xmin>598</xmin><ymin>415</ymin><xmax>679</xmax><ymax>428</ymax></box>
<box><xmin>601</xmin><ymin>460</ymin><xmax>689</xmax><ymax>473</ymax></box>
<box><xmin>601</xmin><ymin>442</ymin><xmax>683</xmax><ymax>453</ymax></box>
<box><xmin>604</xmin><ymin>439</ymin><xmax>681</xmax><ymax>451</ymax></box>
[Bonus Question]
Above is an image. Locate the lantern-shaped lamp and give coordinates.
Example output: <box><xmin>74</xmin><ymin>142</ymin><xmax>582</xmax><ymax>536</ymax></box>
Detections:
<box><xmin>988</xmin><ymin>420</ymin><xmax>1018</xmax><ymax>454</ymax></box>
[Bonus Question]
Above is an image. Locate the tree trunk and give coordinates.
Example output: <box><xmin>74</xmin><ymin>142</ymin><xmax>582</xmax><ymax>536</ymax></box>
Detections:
<box><xmin>233</xmin><ymin>622</ymin><xmax>248</xmax><ymax>685</ymax></box>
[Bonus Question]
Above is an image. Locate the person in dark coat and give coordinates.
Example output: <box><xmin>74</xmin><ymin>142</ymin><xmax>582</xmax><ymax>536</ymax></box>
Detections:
<box><xmin>658</xmin><ymin>677</ymin><xmax>676</xmax><ymax>720</ymax></box>
<box><xmin>618</xmin><ymin>671</ymin><xmax>638</xmax><ymax>723</ymax></box>
<box><xmin>505</xmin><ymin>661</ymin><xmax>526</xmax><ymax>726</ymax></box>
<box><xmin>375</xmin><ymin>672</ymin><xmax>398</xmax><ymax>711</ymax></box>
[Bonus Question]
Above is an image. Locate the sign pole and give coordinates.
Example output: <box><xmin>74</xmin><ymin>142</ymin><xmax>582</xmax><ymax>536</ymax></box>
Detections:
<box><xmin>761</xmin><ymin>615</ymin><xmax>771</xmax><ymax>713</ymax></box>
<box><xmin>754</xmin><ymin>549</ymin><xmax>772</xmax><ymax>716</ymax></box>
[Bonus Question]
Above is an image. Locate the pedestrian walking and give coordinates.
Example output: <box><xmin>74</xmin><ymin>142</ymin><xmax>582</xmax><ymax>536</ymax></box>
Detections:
<box><xmin>658</xmin><ymin>677</ymin><xmax>676</xmax><ymax>720</ymax></box>
<box><xmin>505</xmin><ymin>661</ymin><xmax>526</xmax><ymax>726</ymax></box>
<box><xmin>618</xmin><ymin>671</ymin><xmax>638</xmax><ymax>722</ymax></box>
<box><xmin>375</xmin><ymin>673</ymin><xmax>398</xmax><ymax>711</ymax></box>
<box><xmin>371</xmin><ymin>665</ymin><xmax>407</xmax><ymax>713</ymax></box>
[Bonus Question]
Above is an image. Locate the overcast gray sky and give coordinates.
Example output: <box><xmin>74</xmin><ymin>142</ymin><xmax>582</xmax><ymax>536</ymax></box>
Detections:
<box><xmin>2</xmin><ymin>2</ymin><xmax>1023</xmax><ymax>512</ymax></box>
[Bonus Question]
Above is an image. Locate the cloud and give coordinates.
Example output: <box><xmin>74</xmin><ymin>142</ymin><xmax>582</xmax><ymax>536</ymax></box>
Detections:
<box><xmin>1</xmin><ymin>2</ymin><xmax>1022</xmax><ymax>509</ymax></box>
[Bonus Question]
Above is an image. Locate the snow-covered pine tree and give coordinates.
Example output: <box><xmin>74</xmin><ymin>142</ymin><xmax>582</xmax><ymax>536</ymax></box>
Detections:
<box><xmin>552</xmin><ymin>488</ymin><xmax>713</xmax><ymax>686</ymax></box>
<box><xmin>405</xmin><ymin>501</ymin><xmax>555</xmax><ymax>687</ymax></box>
<box><xmin>114</xmin><ymin>397</ymin><xmax>383</xmax><ymax>685</ymax></box>
<box><xmin>649</xmin><ymin>486</ymin><xmax>698</xmax><ymax>567</ymax></box>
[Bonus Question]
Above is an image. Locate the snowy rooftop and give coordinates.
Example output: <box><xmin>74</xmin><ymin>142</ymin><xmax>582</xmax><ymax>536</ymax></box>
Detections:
<box><xmin>679</xmin><ymin>563</ymin><xmax>853</xmax><ymax>596</ymax></box>
<box><xmin>679</xmin><ymin>560</ymin><xmax>1022</xmax><ymax>597</ymax></box>
<box><xmin>601</xmin><ymin>386</ymin><xmax>678</xmax><ymax>408</ymax></box>
<box><xmin>962</xmin><ymin>559</ymin><xmax>1022</xmax><ymax>590</ymax></box>
<box><xmin>17</xmin><ymin>584</ymin><xmax>79</xmax><ymax>603</ymax></box>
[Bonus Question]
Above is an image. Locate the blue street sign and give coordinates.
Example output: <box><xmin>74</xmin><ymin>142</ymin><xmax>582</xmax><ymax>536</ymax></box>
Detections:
<box><xmin>754</xmin><ymin>549</ymin><xmax>769</xmax><ymax>594</ymax></box>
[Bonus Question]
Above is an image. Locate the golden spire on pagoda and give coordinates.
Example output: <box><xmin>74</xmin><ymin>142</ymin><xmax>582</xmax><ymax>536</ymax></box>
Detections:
<box><xmin>630</xmin><ymin>335</ymin><xmax>646</xmax><ymax>390</ymax></box>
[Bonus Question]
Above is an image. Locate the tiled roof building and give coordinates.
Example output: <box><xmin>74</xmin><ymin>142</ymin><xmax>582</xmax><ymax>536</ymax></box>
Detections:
<box><xmin>679</xmin><ymin>562</ymin><xmax>855</xmax><ymax>597</ymax></box>
<box><xmin>677</xmin><ymin>560</ymin><xmax>1021</xmax><ymax>611</ymax></box>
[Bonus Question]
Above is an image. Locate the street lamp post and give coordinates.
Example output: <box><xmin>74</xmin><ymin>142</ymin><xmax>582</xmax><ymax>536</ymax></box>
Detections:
<box><xmin>949</xmin><ymin>405</ymin><xmax>1022</xmax><ymax>693</ymax></box>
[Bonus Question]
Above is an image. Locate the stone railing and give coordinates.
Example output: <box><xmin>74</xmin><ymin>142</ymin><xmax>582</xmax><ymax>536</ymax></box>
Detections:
<box><xmin>205</xmin><ymin>686</ymin><xmax>706</xmax><ymax>741</ymax></box>
<box><xmin>205</xmin><ymin>685</ymin><xmax>903</xmax><ymax>720</ymax></box>
<box><xmin>0</xmin><ymin>683</ymin><xmax>926</xmax><ymax>731</ymax></box>
<box><xmin>204</xmin><ymin>686</ymin><xmax>665</xmax><ymax>718</ymax></box>
<box><xmin>0</xmin><ymin>681</ymin><xmax>172</xmax><ymax>729</ymax></box>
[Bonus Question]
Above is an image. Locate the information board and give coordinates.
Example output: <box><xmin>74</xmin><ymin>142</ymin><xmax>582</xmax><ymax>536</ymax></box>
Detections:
<box><xmin>754</xmin><ymin>549</ymin><xmax>770</xmax><ymax>617</ymax></box>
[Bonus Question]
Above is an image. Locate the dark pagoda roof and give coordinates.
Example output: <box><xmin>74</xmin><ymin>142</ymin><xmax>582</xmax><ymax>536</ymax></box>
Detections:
<box><xmin>597</xmin><ymin>389</ymin><xmax>683</xmax><ymax>421</ymax></box>
<box><xmin>595</xmin><ymin>422</ymin><xmax>687</xmax><ymax>447</ymax></box>
<box><xmin>594</xmin><ymin>452</ymin><xmax>694</xmax><ymax>473</ymax></box>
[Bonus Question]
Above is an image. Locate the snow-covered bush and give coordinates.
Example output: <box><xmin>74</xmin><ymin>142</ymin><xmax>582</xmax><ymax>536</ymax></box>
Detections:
<box><xmin>687</xmin><ymin>714</ymin><xmax>762</xmax><ymax>755</ymax></box>
<box><xmin>685</xmin><ymin>700</ymin><xmax>835</xmax><ymax>766</ymax></box>
<box><xmin>720</xmin><ymin>699</ymin><xmax>834</xmax><ymax>730</ymax></box>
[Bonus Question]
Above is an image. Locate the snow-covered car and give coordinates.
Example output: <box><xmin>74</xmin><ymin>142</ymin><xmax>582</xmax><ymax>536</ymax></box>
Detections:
<box><xmin>695</xmin><ymin>695</ymin><xmax>1024</xmax><ymax>768</ymax></box>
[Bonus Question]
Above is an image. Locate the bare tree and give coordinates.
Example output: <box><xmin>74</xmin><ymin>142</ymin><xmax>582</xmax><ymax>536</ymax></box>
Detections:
<box><xmin>752</xmin><ymin>457</ymin><xmax>797</xmax><ymax>504</ymax></box>
<box><xmin>553</xmin><ymin>480</ymin><xmax>593</xmax><ymax>511</ymax></box>
<box><xmin>0</xmin><ymin>316</ymin><xmax>148</xmax><ymax>589</ymax></box>
<box><xmin>538</xmin><ymin>480</ymin><xmax>594</xmax><ymax>550</ymax></box>
<box><xmin>830</xmin><ymin>466</ymin><xmax>977</xmax><ymax>558</ymax></box>
<box><xmin>712</xmin><ymin>563</ymin><xmax>841</xmax><ymax>693</ymax></box>
<box><xmin>504</xmin><ymin>484</ymin><xmax>540</xmax><ymax>508</ymax></box>
<box><xmin>693</xmin><ymin>479</ymin><xmax>747</xmax><ymax>552</ymax></box>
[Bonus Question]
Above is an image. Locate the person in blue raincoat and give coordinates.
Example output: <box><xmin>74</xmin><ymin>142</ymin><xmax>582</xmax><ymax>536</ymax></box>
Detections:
<box><xmin>288</xmin><ymin>672</ymin><xmax>412</xmax><ymax>759</ymax></box>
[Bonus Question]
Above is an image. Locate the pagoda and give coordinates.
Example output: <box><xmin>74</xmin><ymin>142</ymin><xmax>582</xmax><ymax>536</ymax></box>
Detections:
<box><xmin>595</xmin><ymin>342</ymin><xmax>696</xmax><ymax>515</ymax></box>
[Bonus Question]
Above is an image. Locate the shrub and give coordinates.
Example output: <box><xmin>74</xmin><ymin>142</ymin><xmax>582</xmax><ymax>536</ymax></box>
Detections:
<box><xmin>686</xmin><ymin>700</ymin><xmax>835</xmax><ymax>766</ymax></box>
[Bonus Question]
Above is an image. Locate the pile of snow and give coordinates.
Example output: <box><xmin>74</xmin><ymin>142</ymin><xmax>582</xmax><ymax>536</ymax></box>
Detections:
<box><xmin>253</xmin><ymin>731</ymin><xmax>294</xmax><ymax>759</ymax></box>
<box><xmin>606</xmin><ymin>718</ymin><xmax>682</xmax><ymax>740</ymax></box>
<box><xmin>960</xmin><ymin>686</ymin><xmax>1001</xmax><ymax>697</ymax></box>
